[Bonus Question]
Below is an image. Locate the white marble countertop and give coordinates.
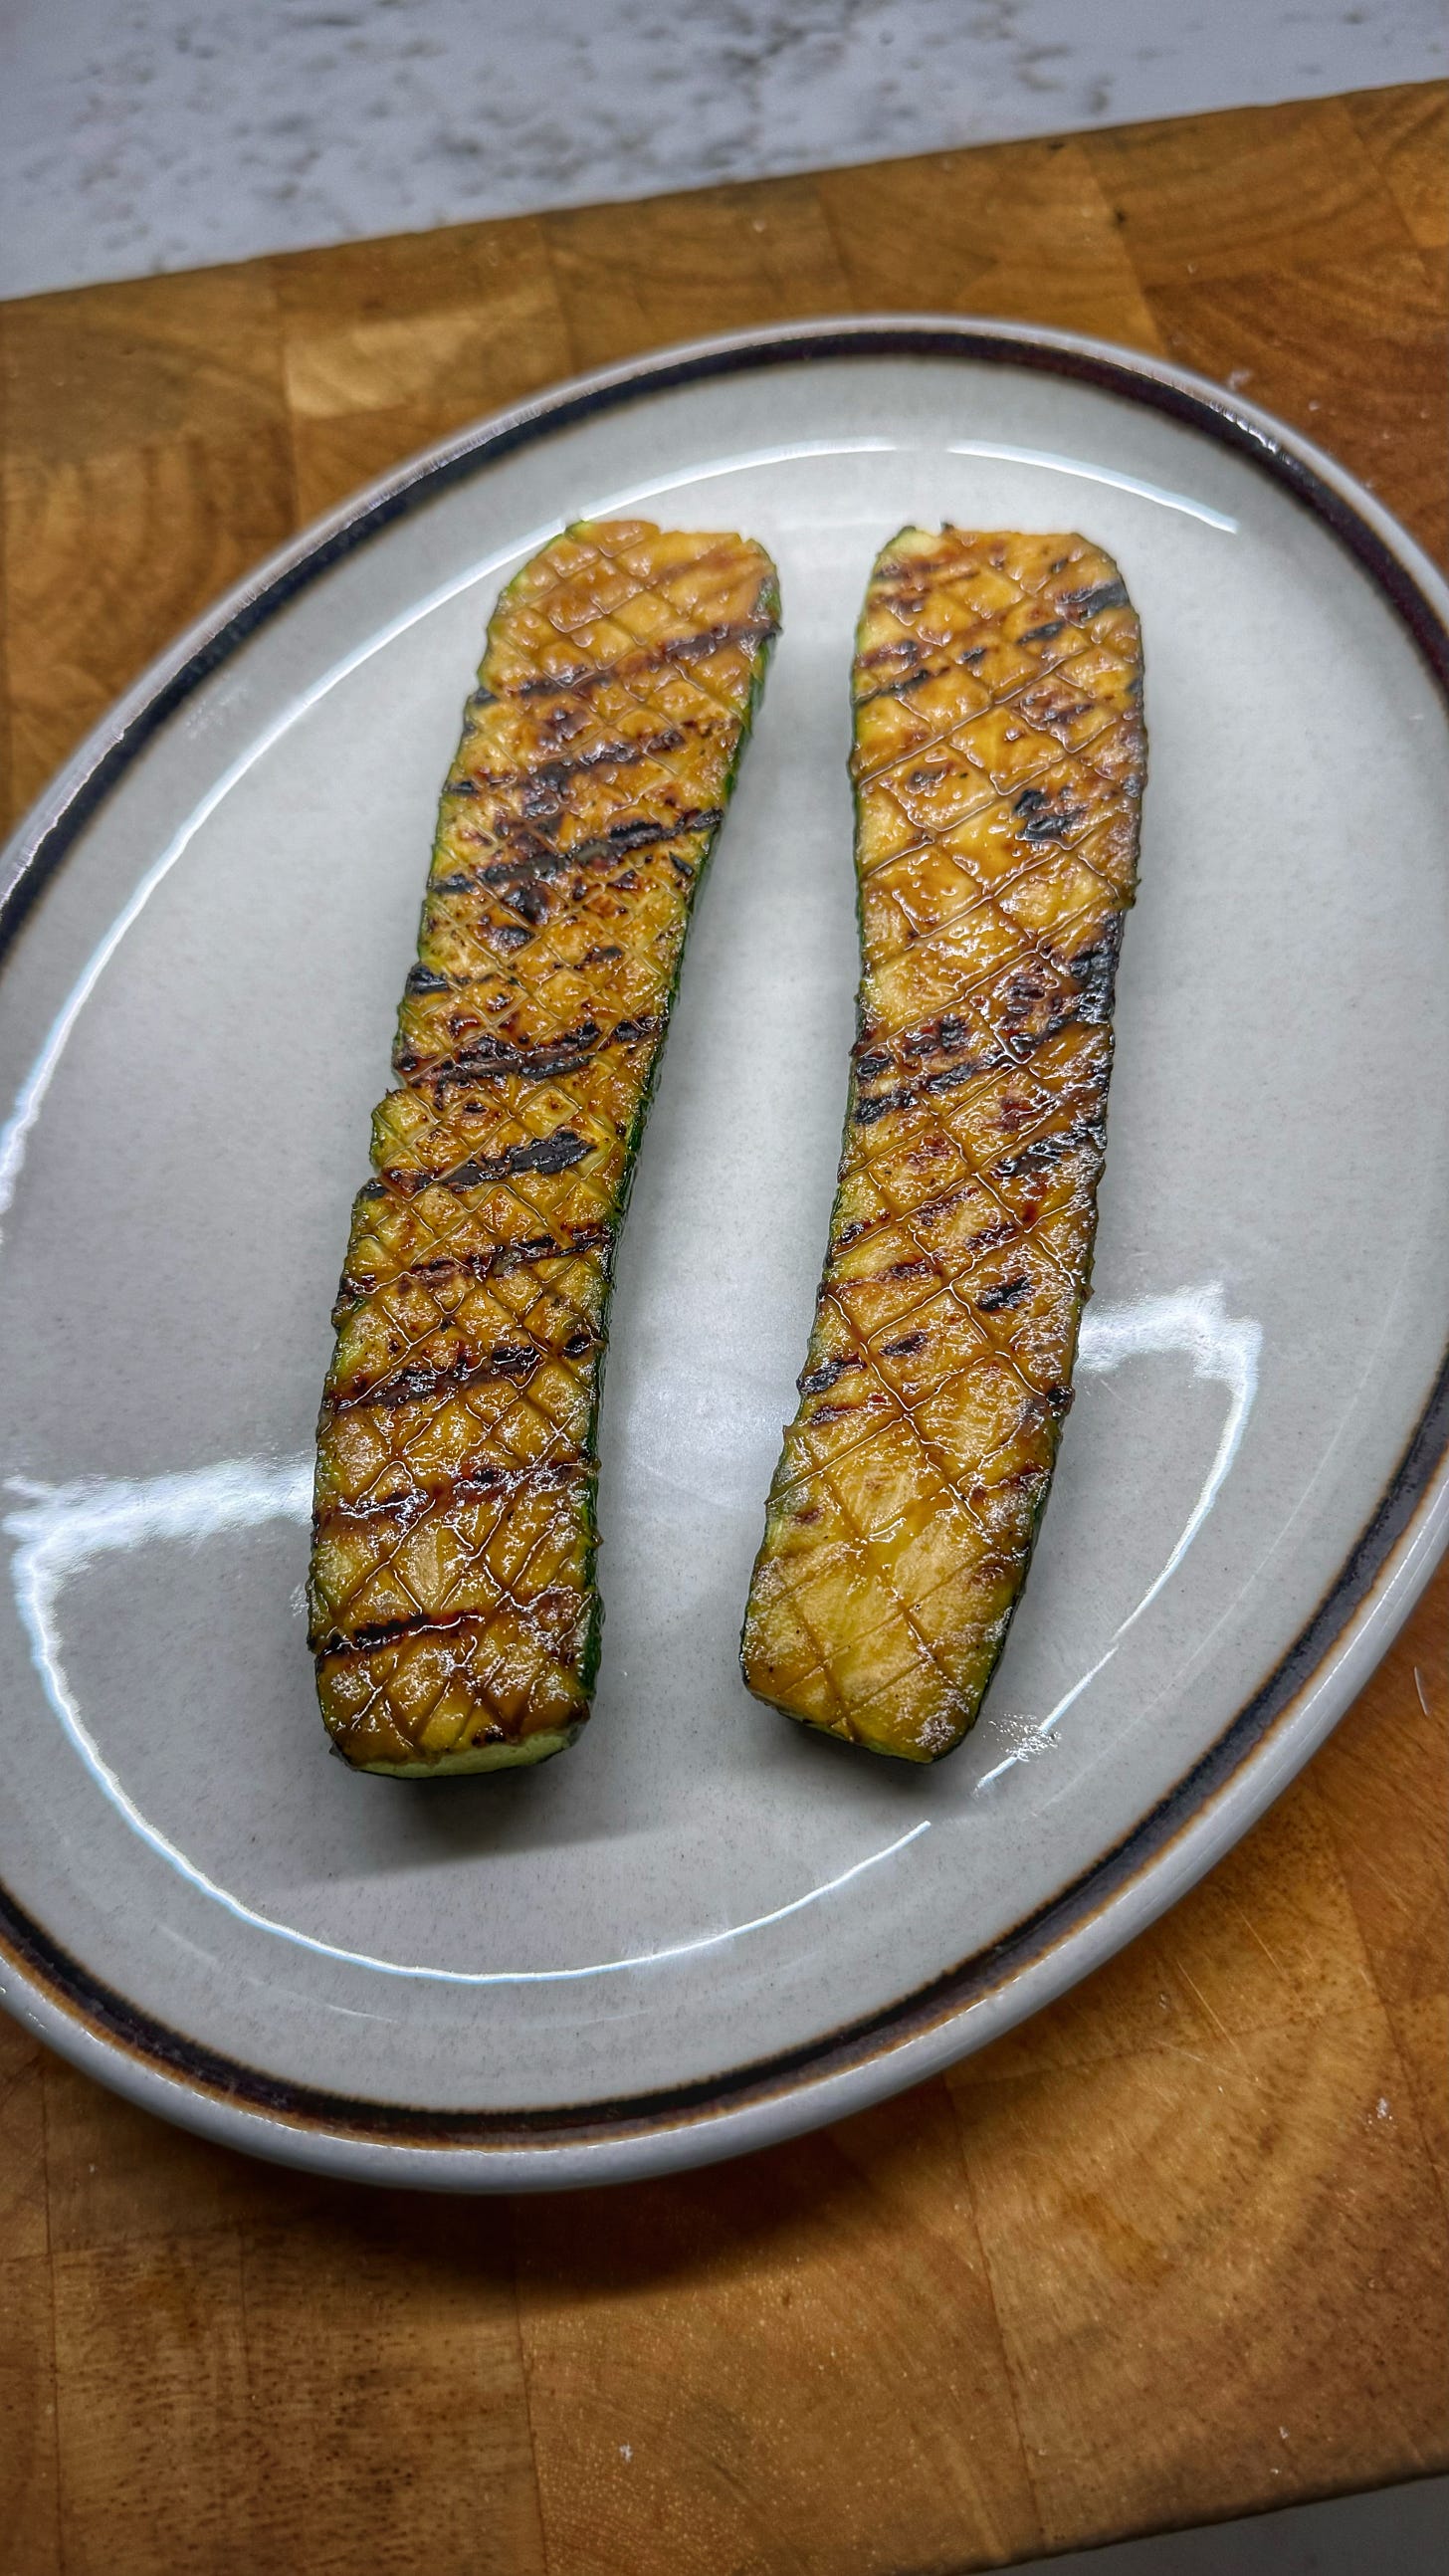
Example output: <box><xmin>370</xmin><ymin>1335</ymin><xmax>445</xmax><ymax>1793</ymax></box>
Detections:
<box><xmin>3</xmin><ymin>1</ymin><xmax>1445</xmax><ymax>300</ymax></box>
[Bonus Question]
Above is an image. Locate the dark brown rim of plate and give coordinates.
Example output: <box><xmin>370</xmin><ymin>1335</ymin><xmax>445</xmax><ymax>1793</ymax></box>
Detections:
<box><xmin>1</xmin><ymin>316</ymin><xmax>1446</xmax><ymax>2189</ymax></box>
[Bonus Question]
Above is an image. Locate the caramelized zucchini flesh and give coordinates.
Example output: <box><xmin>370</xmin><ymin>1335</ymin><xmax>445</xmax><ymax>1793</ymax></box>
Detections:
<box><xmin>742</xmin><ymin>528</ymin><xmax>1143</xmax><ymax>1763</ymax></box>
<box><xmin>310</xmin><ymin>520</ymin><xmax>778</xmax><ymax>1774</ymax></box>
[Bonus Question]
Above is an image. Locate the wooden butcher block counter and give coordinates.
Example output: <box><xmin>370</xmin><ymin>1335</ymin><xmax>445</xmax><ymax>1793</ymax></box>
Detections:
<box><xmin>0</xmin><ymin>81</ymin><xmax>1444</xmax><ymax>2576</ymax></box>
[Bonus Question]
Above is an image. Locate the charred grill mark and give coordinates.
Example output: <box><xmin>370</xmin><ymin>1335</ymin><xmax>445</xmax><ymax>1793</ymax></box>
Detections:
<box><xmin>327</xmin><ymin>1298</ymin><xmax>607</xmax><ymax>1411</ymax></box>
<box><xmin>430</xmin><ymin>807</ymin><xmax>721</xmax><ymax>909</ymax></box>
<box><xmin>313</xmin><ymin>1605</ymin><xmax>551</xmax><ymax>1660</ymax></box>
<box><xmin>805</xmin><ymin>1395</ymin><xmax>887</xmax><ymax>1426</ymax></box>
<box><xmin>853</xmin><ymin>640</ymin><xmax>989</xmax><ymax>710</ymax></box>
<box><xmin>394</xmin><ymin>1012</ymin><xmax>663</xmax><ymax>1086</ymax></box>
<box><xmin>1019</xmin><ymin>618</ymin><xmax>1065</xmax><ymax>643</ymax></box>
<box><xmin>510</xmin><ymin>617</ymin><xmax>777</xmax><ymax>702</ymax></box>
<box><xmin>985</xmin><ymin>933</ymin><xmax>1121</xmax><ymax>1056</ymax></box>
<box><xmin>852</xmin><ymin>1008</ymin><xmax>997</xmax><ymax>1122</ymax></box>
<box><xmin>994</xmin><ymin>1116</ymin><xmax>1105</xmax><ymax>1180</ymax></box>
<box><xmin>821</xmin><ymin>1247</ymin><xmax>940</xmax><ymax>1303</ymax></box>
<box><xmin>580</xmin><ymin>808</ymin><xmax>723</xmax><ymax>859</ymax></box>
<box><xmin>318</xmin><ymin>1571</ymin><xmax>584</xmax><ymax>1661</ymax></box>
<box><xmin>452</xmin><ymin>726</ymin><xmax>689</xmax><ymax>799</ymax></box>
<box><xmin>327</xmin><ymin>1335</ymin><xmax>554</xmax><ymax>1412</ymax></box>
<box><xmin>497</xmin><ymin>872</ymin><xmax>550</xmax><ymax>926</ymax></box>
<box><xmin>314</xmin><ymin>1453</ymin><xmax>582</xmax><ymax>1541</ymax></box>
<box><xmin>976</xmin><ymin>1274</ymin><xmax>1030</xmax><ymax>1312</ymax></box>
<box><xmin>904</xmin><ymin>1010</ymin><xmax>972</xmax><ymax>1061</ymax></box>
<box><xmin>339</xmin><ymin>1217</ymin><xmax>614</xmax><ymax>1304</ymax></box>
<box><xmin>1067</xmin><ymin>930</ymin><xmax>1121</xmax><ymax>1023</ymax></box>
<box><xmin>379</xmin><ymin>1128</ymin><xmax>591</xmax><ymax>1197</ymax></box>
<box><xmin>316</xmin><ymin>1485</ymin><xmax>437</xmax><ymax>1538</ymax></box>
<box><xmin>880</xmin><ymin>1330</ymin><xmax>928</xmax><ymax>1358</ymax></box>
<box><xmin>319</xmin><ymin>1612</ymin><xmax>453</xmax><ymax>1655</ymax></box>
<box><xmin>890</xmin><ymin>919</ymin><xmax>1110</xmax><ymax>1057</ymax></box>
<box><xmin>854</xmin><ymin>667</ymin><xmax>932</xmax><ymax>708</ymax></box>
<box><xmin>1018</xmin><ymin>687</ymin><xmax>1096</xmax><ymax>735</ymax></box>
<box><xmin>831</xmin><ymin>1185</ymin><xmax>1026</xmax><ymax>1277</ymax></box>
<box><xmin>336</xmin><ymin>1233</ymin><xmax>580</xmax><ymax>1306</ymax></box>
<box><xmin>798</xmin><ymin>1354</ymin><xmax>861</xmax><ymax>1397</ymax></box>
<box><xmin>857</xmin><ymin>636</ymin><xmax>925</xmax><ymax>676</ymax></box>
<box><xmin>872</xmin><ymin>566</ymin><xmax>932</xmax><ymax>593</ymax></box>
<box><xmin>466</xmin><ymin>1129</ymin><xmax>591</xmax><ymax>1182</ymax></box>
<box><xmin>923</xmin><ymin>1057</ymin><xmax>992</xmax><ymax>1098</ymax></box>
<box><xmin>856</xmin><ymin>1058</ymin><xmax>989</xmax><ymax>1121</ymax></box>
<box><xmin>1058</xmin><ymin>578</ymin><xmax>1130</xmax><ymax>619</ymax></box>
<box><xmin>1014</xmin><ymin>784</ymin><xmax>1087</xmax><ymax>845</ymax></box>
<box><xmin>396</xmin><ymin>1021</ymin><xmax>598</xmax><ymax>1082</ymax></box>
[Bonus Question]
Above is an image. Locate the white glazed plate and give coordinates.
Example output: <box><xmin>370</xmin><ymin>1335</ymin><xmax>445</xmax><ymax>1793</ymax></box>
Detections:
<box><xmin>1</xmin><ymin>321</ymin><xmax>1446</xmax><ymax>2188</ymax></box>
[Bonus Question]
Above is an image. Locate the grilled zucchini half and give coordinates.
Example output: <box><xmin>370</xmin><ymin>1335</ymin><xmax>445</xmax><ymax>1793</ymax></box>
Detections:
<box><xmin>742</xmin><ymin>527</ymin><xmax>1142</xmax><ymax>1763</ymax></box>
<box><xmin>310</xmin><ymin>520</ymin><xmax>779</xmax><ymax>1774</ymax></box>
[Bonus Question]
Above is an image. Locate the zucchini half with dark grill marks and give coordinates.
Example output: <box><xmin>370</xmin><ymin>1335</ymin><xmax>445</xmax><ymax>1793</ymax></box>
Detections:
<box><xmin>741</xmin><ymin>527</ymin><xmax>1142</xmax><ymax>1764</ymax></box>
<box><xmin>310</xmin><ymin>519</ymin><xmax>779</xmax><ymax>1774</ymax></box>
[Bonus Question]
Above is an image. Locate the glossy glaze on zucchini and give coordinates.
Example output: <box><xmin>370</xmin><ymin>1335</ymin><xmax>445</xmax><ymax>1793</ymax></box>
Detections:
<box><xmin>310</xmin><ymin>520</ymin><xmax>779</xmax><ymax>1774</ymax></box>
<box><xmin>742</xmin><ymin>527</ymin><xmax>1142</xmax><ymax>1763</ymax></box>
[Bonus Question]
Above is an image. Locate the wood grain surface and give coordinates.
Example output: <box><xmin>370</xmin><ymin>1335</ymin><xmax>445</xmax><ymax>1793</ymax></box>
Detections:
<box><xmin>1</xmin><ymin>84</ymin><xmax>1446</xmax><ymax>2576</ymax></box>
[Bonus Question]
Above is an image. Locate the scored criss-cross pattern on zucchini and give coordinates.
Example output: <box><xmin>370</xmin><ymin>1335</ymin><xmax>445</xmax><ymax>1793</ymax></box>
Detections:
<box><xmin>742</xmin><ymin>527</ymin><xmax>1143</xmax><ymax>1764</ymax></box>
<box><xmin>310</xmin><ymin>519</ymin><xmax>779</xmax><ymax>1774</ymax></box>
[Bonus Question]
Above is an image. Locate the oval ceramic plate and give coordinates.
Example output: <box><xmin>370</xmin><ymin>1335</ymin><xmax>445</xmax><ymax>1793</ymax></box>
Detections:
<box><xmin>1</xmin><ymin>321</ymin><xmax>1446</xmax><ymax>2190</ymax></box>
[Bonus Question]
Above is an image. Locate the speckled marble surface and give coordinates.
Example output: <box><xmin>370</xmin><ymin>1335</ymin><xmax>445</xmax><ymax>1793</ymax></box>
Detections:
<box><xmin>3</xmin><ymin>0</ymin><xmax>1446</xmax><ymax>299</ymax></box>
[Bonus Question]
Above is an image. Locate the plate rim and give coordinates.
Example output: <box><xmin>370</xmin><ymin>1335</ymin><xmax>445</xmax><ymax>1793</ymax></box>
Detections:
<box><xmin>1</xmin><ymin>314</ymin><xmax>1446</xmax><ymax>2192</ymax></box>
